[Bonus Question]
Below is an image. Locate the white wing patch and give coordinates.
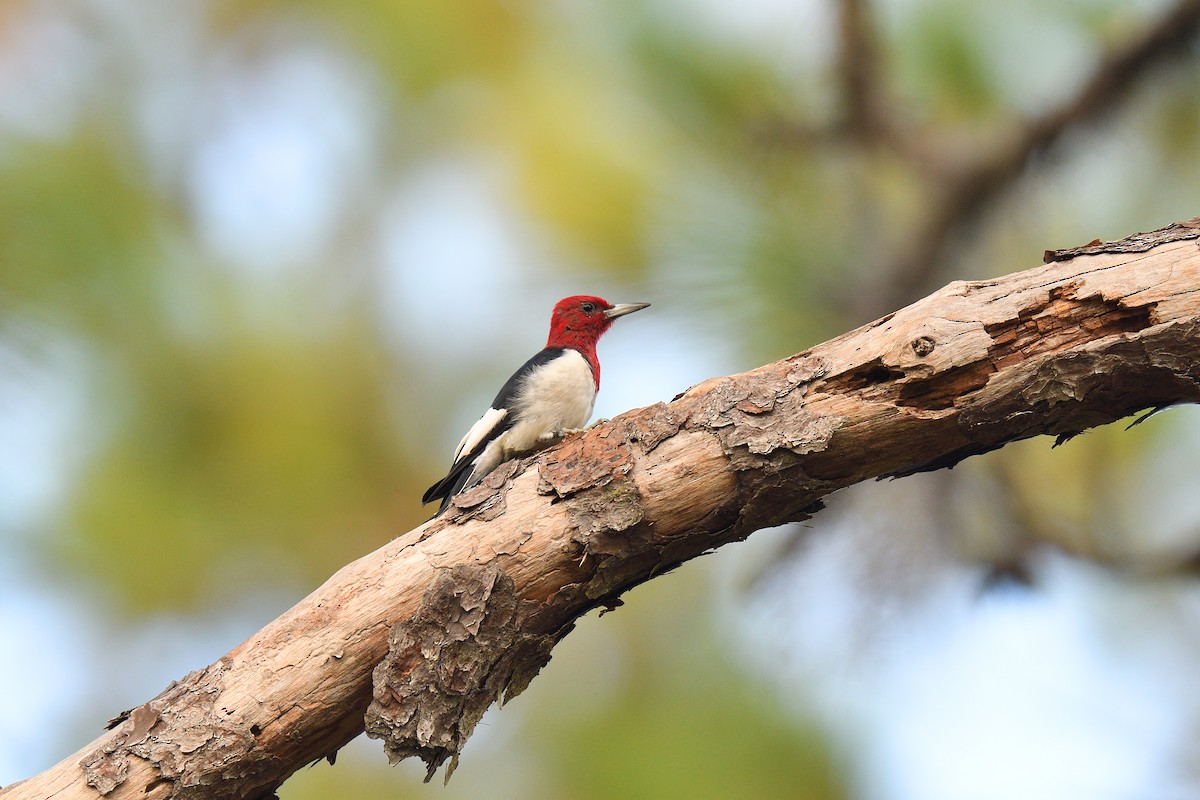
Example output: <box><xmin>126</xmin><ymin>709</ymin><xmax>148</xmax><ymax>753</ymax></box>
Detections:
<box><xmin>453</xmin><ymin>407</ymin><xmax>508</xmax><ymax>463</ymax></box>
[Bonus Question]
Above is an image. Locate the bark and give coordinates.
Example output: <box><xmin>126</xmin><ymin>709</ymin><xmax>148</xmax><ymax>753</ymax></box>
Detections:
<box><xmin>6</xmin><ymin>218</ymin><xmax>1200</xmax><ymax>799</ymax></box>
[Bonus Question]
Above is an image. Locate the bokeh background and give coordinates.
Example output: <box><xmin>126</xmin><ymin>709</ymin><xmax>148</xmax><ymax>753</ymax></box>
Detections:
<box><xmin>4</xmin><ymin>0</ymin><xmax>1200</xmax><ymax>798</ymax></box>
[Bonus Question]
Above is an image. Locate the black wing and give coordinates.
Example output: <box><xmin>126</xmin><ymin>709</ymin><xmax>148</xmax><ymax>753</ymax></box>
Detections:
<box><xmin>488</xmin><ymin>346</ymin><xmax>568</xmax><ymax>410</ymax></box>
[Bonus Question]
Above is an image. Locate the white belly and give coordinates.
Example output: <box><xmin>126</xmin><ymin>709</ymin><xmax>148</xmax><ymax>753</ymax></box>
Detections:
<box><xmin>504</xmin><ymin>349</ymin><xmax>596</xmax><ymax>454</ymax></box>
<box><xmin>468</xmin><ymin>349</ymin><xmax>596</xmax><ymax>485</ymax></box>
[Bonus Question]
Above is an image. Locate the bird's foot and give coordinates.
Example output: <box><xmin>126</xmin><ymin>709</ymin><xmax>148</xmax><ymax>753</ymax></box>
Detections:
<box><xmin>537</xmin><ymin>424</ymin><xmax>593</xmax><ymax>444</ymax></box>
<box><xmin>537</xmin><ymin>428</ymin><xmax>570</xmax><ymax>444</ymax></box>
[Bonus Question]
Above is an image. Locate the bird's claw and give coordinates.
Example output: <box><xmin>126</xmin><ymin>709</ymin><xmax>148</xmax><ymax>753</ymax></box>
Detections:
<box><xmin>538</xmin><ymin>428</ymin><xmax>572</xmax><ymax>444</ymax></box>
<box><xmin>537</xmin><ymin>424</ymin><xmax>593</xmax><ymax>444</ymax></box>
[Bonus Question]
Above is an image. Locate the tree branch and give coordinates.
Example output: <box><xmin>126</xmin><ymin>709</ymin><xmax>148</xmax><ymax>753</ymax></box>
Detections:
<box><xmin>6</xmin><ymin>218</ymin><xmax>1200</xmax><ymax>799</ymax></box>
<box><xmin>859</xmin><ymin>0</ymin><xmax>1200</xmax><ymax>318</ymax></box>
<box><xmin>836</xmin><ymin>0</ymin><xmax>885</xmax><ymax>144</ymax></box>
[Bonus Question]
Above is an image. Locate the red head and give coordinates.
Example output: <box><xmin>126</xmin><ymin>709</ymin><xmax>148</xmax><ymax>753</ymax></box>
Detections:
<box><xmin>546</xmin><ymin>295</ymin><xmax>650</xmax><ymax>386</ymax></box>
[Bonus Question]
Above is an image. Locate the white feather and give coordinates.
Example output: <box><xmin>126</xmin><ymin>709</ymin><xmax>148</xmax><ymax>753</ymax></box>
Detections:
<box><xmin>454</xmin><ymin>407</ymin><xmax>507</xmax><ymax>462</ymax></box>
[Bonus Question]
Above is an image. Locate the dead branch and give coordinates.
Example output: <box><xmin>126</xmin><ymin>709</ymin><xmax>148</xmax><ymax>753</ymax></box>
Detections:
<box><xmin>862</xmin><ymin>0</ymin><xmax>1200</xmax><ymax>318</ymax></box>
<box><xmin>5</xmin><ymin>218</ymin><xmax>1200</xmax><ymax>799</ymax></box>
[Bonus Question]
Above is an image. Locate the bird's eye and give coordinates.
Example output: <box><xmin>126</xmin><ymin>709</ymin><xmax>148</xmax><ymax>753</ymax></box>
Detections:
<box><xmin>581</xmin><ymin>302</ymin><xmax>596</xmax><ymax>313</ymax></box>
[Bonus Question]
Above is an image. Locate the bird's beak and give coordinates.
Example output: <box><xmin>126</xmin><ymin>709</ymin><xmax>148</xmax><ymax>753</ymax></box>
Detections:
<box><xmin>604</xmin><ymin>302</ymin><xmax>650</xmax><ymax>319</ymax></box>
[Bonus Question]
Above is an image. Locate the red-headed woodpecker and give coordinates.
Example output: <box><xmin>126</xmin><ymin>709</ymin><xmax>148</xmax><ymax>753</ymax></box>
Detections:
<box><xmin>423</xmin><ymin>295</ymin><xmax>650</xmax><ymax>514</ymax></box>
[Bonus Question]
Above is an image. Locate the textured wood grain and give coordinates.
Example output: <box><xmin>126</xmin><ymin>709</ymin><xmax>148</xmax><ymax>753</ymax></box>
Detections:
<box><xmin>6</xmin><ymin>218</ymin><xmax>1200</xmax><ymax>799</ymax></box>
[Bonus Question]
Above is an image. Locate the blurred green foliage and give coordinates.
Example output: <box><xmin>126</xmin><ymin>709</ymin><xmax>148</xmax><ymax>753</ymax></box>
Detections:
<box><xmin>0</xmin><ymin>134</ymin><xmax>162</xmax><ymax>334</ymax></box>
<box><xmin>67</xmin><ymin>325</ymin><xmax>412</xmax><ymax>609</ymax></box>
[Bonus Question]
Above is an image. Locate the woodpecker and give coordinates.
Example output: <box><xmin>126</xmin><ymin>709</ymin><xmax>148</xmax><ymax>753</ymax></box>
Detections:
<box><xmin>422</xmin><ymin>295</ymin><xmax>650</xmax><ymax>514</ymax></box>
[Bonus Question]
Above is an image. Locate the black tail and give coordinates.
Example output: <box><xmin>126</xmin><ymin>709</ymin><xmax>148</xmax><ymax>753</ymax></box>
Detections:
<box><xmin>422</xmin><ymin>457</ymin><xmax>477</xmax><ymax>515</ymax></box>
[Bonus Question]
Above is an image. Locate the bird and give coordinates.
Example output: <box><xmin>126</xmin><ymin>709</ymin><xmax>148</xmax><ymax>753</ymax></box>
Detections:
<box><xmin>422</xmin><ymin>295</ymin><xmax>650</xmax><ymax>514</ymax></box>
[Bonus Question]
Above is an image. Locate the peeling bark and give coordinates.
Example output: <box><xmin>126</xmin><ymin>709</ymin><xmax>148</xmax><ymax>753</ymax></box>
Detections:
<box><xmin>364</xmin><ymin>564</ymin><xmax>555</xmax><ymax>783</ymax></box>
<box><xmin>5</xmin><ymin>218</ymin><xmax>1200</xmax><ymax>799</ymax></box>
